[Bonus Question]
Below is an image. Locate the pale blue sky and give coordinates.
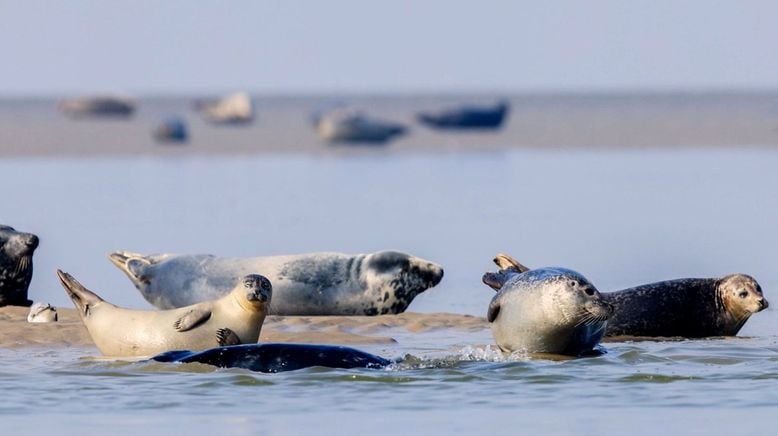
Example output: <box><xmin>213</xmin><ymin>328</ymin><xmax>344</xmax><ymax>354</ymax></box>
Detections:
<box><xmin>1</xmin><ymin>0</ymin><xmax>776</xmax><ymax>96</ymax></box>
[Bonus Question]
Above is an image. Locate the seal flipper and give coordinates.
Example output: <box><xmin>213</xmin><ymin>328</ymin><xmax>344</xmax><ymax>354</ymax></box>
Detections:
<box><xmin>56</xmin><ymin>270</ymin><xmax>104</xmax><ymax>316</ymax></box>
<box><xmin>487</xmin><ymin>299</ymin><xmax>501</xmax><ymax>323</ymax></box>
<box><xmin>173</xmin><ymin>308</ymin><xmax>212</xmax><ymax>332</ymax></box>
<box><xmin>216</xmin><ymin>328</ymin><xmax>242</xmax><ymax>346</ymax></box>
<box><xmin>493</xmin><ymin>253</ymin><xmax>530</xmax><ymax>273</ymax></box>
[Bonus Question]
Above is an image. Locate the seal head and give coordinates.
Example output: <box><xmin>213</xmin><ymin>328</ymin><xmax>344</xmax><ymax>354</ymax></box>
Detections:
<box><xmin>717</xmin><ymin>273</ymin><xmax>768</xmax><ymax>331</ymax></box>
<box><xmin>27</xmin><ymin>302</ymin><xmax>58</xmax><ymax>323</ymax></box>
<box><xmin>0</xmin><ymin>225</ymin><xmax>39</xmax><ymax>307</ymax></box>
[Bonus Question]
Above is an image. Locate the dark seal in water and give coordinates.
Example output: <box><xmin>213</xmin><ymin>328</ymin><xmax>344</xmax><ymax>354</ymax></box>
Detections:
<box><xmin>152</xmin><ymin>343</ymin><xmax>390</xmax><ymax>373</ymax></box>
<box><xmin>0</xmin><ymin>225</ymin><xmax>39</xmax><ymax>307</ymax></box>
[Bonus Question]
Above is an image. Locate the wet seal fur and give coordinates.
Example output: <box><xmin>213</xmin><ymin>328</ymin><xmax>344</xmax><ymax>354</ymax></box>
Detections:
<box><xmin>603</xmin><ymin>275</ymin><xmax>768</xmax><ymax>338</ymax></box>
<box><xmin>482</xmin><ymin>254</ymin><xmax>613</xmax><ymax>356</ymax></box>
<box><xmin>488</xmin><ymin>255</ymin><xmax>769</xmax><ymax>338</ymax></box>
<box><xmin>153</xmin><ymin>343</ymin><xmax>390</xmax><ymax>373</ymax></box>
<box><xmin>57</xmin><ymin>270</ymin><xmax>272</xmax><ymax>357</ymax></box>
<box><xmin>108</xmin><ymin>250</ymin><xmax>444</xmax><ymax>316</ymax></box>
<box><xmin>0</xmin><ymin>225</ymin><xmax>39</xmax><ymax>307</ymax></box>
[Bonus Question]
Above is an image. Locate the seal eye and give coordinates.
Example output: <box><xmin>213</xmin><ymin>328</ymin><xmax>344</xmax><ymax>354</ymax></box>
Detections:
<box><xmin>738</xmin><ymin>290</ymin><xmax>749</xmax><ymax>299</ymax></box>
<box><xmin>583</xmin><ymin>288</ymin><xmax>595</xmax><ymax>297</ymax></box>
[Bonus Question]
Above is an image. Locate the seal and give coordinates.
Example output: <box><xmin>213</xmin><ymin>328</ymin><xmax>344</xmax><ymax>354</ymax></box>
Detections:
<box><xmin>56</xmin><ymin>270</ymin><xmax>272</xmax><ymax>357</ymax></box>
<box><xmin>108</xmin><ymin>250</ymin><xmax>444</xmax><ymax>316</ymax></box>
<box><xmin>603</xmin><ymin>274</ymin><xmax>768</xmax><ymax>338</ymax></box>
<box><xmin>486</xmin><ymin>254</ymin><xmax>769</xmax><ymax>337</ymax></box>
<box><xmin>483</xmin><ymin>254</ymin><xmax>613</xmax><ymax>356</ymax></box>
<box><xmin>0</xmin><ymin>225</ymin><xmax>39</xmax><ymax>307</ymax></box>
<box><xmin>27</xmin><ymin>302</ymin><xmax>58</xmax><ymax>323</ymax></box>
<box><xmin>153</xmin><ymin>343</ymin><xmax>391</xmax><ymax>373</ymax></box>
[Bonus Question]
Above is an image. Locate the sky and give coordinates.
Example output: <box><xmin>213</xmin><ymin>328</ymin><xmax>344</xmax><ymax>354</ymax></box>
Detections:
<box><xmin>0</xmin><ymin>0</ymin><xmax>776</xmax><ymax>96</ymax></box>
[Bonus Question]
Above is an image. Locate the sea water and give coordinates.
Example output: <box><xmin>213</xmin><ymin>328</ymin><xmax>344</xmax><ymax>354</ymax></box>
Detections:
<box><xmin>1</xmin><ymin>145</ymin><xmax>778</xmax><ymax>434</ymax></box>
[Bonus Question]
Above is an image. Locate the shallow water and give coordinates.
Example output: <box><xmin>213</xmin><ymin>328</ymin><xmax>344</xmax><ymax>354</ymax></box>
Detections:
<box><xmin>2</xmin><ymin>148</ymin><xmax>778</xmax><ymax>433</ymax></box>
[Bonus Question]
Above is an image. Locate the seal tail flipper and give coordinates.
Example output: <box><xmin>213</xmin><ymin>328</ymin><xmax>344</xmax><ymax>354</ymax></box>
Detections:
<box><xmin>56</xmin><ymin>270</ymin><xmax>104</xmax><ymax>316</ymax></box>
<box><xmin>493</xmin><ymin>253</ymin><xmax>530</xmax><ymax>273</ymax></box>
<box><xmin>107</xmin><ymin>251</ymin><xmax>152</xmax><ymax>288</ymax></box>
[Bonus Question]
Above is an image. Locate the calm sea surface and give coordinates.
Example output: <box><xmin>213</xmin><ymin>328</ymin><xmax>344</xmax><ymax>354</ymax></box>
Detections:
<box><xmin>1</xmin><ymin>98</ymin><xmax>778</xmax><ymax>434</ymax></box>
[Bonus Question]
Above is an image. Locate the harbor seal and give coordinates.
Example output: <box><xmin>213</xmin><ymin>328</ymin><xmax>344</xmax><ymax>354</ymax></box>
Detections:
<box><xmin>482</xmin><ymin>254</ymin><xmax>613</xmax><ymax>356</ymax></box>
<box><xmin>27</xmin><ymin>302</ymin><xmax>58</xmax><ymax>323</ymax></box>
<box><xmin>0</xmin><ymin>225</ymin><xmax>39</xmax><ymax>307</ymax></box>
<box><xmin>56</xmin><ymin>270</ymin><xmax>272</xmax><ymax>357</ymax></box>
<box><xmin>108</xmin><ymin>250</ymin><xmax>444</xmax><ymax>316</ymax></box>
<box><xmin>603</xmin><ymin>274</ymin><xmax>768</xmax><ymax>338</ymax></box>
<box><xmin>153</xmin><ymin>343</ymin><xmax>391</xmax><ymax>373</ymax></box>
<box><xmin>486</xmin><ymin>254</ymin><xmax>769</xmax><ymax>337</ymax></box>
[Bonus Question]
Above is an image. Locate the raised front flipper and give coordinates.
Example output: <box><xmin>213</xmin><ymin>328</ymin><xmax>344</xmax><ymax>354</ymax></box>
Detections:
<box><xmin>493</xmin><ymin>253</ymin><xmax>530</xmax><ymax>273</ymax></box>
<box><xmin>173</xmin><ymin>308</ymin><xmax>212</xmax><ymax>332</ymax></box>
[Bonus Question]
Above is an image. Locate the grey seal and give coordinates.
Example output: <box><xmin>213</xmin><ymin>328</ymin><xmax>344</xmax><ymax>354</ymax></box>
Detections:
<box><xmin>0</xmin><ymin>225</ymin><xmax>39</xmax><ymax>307</ymax></box>
<box><xmin>482</xmin><ymin>254</ymin><xmax>613</xmax><ymax>356</ymax></box>
<box><xmin>487</xmin><ymin>254</ymin><xmax>769</xmax><ymax>337</ymax></box>
<box><xmin>27</xmin><ymin>302</ymin><xmax>58</xmax><ymax>323</ymax></box>
<box><xmin>603</xmin><ymin>274</ymin><xmax>767</xmax><ymax>338</ymax></box>
<box><xmin>57</xmin><ymin>270</ymin><xmax>272</xmax><ymax>357</ymax></box>
<box><xmin>108</xmin><ymin>250</ymin><xmax>444</xmax><ymax>316</ymax></box>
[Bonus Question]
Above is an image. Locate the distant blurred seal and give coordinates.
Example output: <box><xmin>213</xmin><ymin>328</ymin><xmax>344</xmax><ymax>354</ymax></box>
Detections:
<box><xmin>57</xmin><ymin>270</ymin><xmax>272</xmax><ymax>357</ymax></box>
<box><xmin>482</xmin><ymin>254</ymin><xmax>613</xmax><ymax>356</ymax></box>
<box><xmin>0</xmin><ymin>225</ymin><xmax>39</xmax><ymax>307</ymax></box>
<box><xmin>485</xmin><ymin>255</ymin><xmax>769</xmax><ymax>338</ymax></box>
<box><xmin>108</xmin><ymin>250</ymin><xmax>444</xmax><ymax>316</ymax></box>
<box><xmin>153</xmin><ymin>343</ymin><xmax>391</xmax><ymax>373</ymax></box>
<box><xmin>27</xmin><ymin>302</ymin><xmax>58</xmax><ymax>323</ymax></box>
<box><xmin>603</xmin><ymin>274</ymin><xmax>768</xmax><ymax>338</ymax></box>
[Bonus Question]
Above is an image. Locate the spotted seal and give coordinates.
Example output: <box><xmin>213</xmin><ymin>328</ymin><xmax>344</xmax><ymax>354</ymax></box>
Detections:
<box><xmin>57</xmin><ymin>270</ymin><xmax>272</xmax><ymax>357</ymax></box>
<box><xmin>27</xmin><ymin>302</ymin><xmax>58</xmax><ymax>323</ymax></box>
<box><xmin>0</xmin><ymin>225</ymin><xmax>39</xmax><ymax>307</ymax></box>
<box><xmin>108</xmin><ymin>250</ymin><xmax>444</xmax><ymax>316</ymax></box>
<box><xmin>487</xmin><ymin>255</ymin><xmax>769</xmax><ymax>337</ymax></box>
<box><xmin>482</xmin><ymin>254</ymin><xmax>613</xmax><ymax>356</ymax></box>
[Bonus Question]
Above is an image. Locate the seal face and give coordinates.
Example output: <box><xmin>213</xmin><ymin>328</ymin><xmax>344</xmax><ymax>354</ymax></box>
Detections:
<box><xmin>27</xmin><ymin>302</ymin><xmax>58</xmax><ymax>323</ymax></box>
<box><xmin>108</xmin><ymin>250</ymin><xmax>444</xmax><ymax>316</ymax></box>
<box><xmin>0</xmin><ymin>225</ymin><xmax>39</xmax><ymax>307</ymax></box>
<box><xmin>56</xmin><ymin>270</ymin><xmax>272</xmax><ymax>357</ymax></box>
<box><xmin>603</xmin><ymin>274</ymin><xmax>768</xmax><ymax>338</ymax></box>
<box><xmin>484</xmin><ymin>258</ymin><xmax>613</xmax><ymax>356</ymax></box>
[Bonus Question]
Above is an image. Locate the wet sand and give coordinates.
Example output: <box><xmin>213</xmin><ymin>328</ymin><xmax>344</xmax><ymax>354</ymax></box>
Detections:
<box><xmin>4</xmin><ymin>306</ymin><xmax>489</xmax><ymax>350</ymax></box>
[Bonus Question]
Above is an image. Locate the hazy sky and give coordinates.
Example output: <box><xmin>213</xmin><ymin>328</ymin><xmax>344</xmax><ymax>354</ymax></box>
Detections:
<box><xmin>1</xmin><ymin>0</ymin><xmax>776</xmax><ymax>95</ymax></box>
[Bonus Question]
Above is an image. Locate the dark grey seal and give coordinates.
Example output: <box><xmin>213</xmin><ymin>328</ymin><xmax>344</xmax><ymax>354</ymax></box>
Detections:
<box><xmin>152</xmin><ymin>343</ymin><xmax>390</xmax><ymax>373</ymax></box>
<box><xmin>0</xmin><ymin>225</ymin><xmax>39</xmax><ymax>307</ymax></box>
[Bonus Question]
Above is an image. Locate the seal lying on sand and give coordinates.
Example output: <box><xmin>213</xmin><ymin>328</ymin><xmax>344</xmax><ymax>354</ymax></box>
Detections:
<box><xmin>0</xmin><ymin>225</ymin><xmax>39</xmax><ymax>307</ymax></box>
<box><xmin>603</xmin><ymin>275</ymin><xmax>768</xmax><ymax>338</ymax></box>
<box><xmin>57</xmin><ymin>271</ymin><xmax>272</xmax><ymax>357</ymax></box>
<box><xmin>108</xmin><ymin>250</ymin><xmax>444</xmax><ymax>316</ymax></box>
<box><xmin>27</xmin><ymin>302</ymin><xmax>58</xmax><ymax>323</ymax></box>
<box><xmin>482</xmin><ymin>254</ymin><xmax>613</xmax><ymax>356</ymax></box>
<box><xmin>153</xmin><ymin>343</ymin><xmax>391</xmax><ymax>373</ymax></box>
<box><xmin>487</xmin><ymin>255</ymin><xmax>769</xmax><ymax>337</ymax></box>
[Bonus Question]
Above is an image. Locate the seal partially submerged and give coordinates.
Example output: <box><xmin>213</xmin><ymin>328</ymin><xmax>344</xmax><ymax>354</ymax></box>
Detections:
<box><xmin>0</xmin><ymin>225</ymin><xmax>39</xmax><ymax>307</ymax></box>
<box><xmin>482</xmin><ymin>254</ymin><xmax>613</xmax><ymax>356</ymax></box>
<box><xmin>603</xmin><ymin>275</ymin><xmax>768</xmax><ymax>338</ymax></box>
<box><xmin>487</xmin><ymin>255</ymin><xmax>769</xmax><ymax>338</ymax></box>
<box><xmin>108</xmin><ymin>250</ymin><xmax>444</xmax><ymax>316</ymax></box>
<box><xmin>57</xmin><ymin>270</ymin><xmax>272</xmax><ymax>357</ymax></box>
<box><xmin>27</xmin><ymin>302</ymin><xmax>58</xmax><ymax>323</ymax></box>
<box><xmin>153</xmin><ymin>343</ymin><xmax>390</xmax><ymax>373</ymax></box>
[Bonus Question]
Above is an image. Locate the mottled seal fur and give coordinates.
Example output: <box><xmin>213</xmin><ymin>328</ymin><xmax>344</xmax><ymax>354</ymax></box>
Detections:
<box><xmin>57</xmin><ymin>271</ymin><xmax>272</xmax><ymax>357</ymax></box>
<box><xmin>483</xmin><ymin>254</ymin><xmax>613</xmax><ymax>356</ymax></box>
<box><xmin>486</xmin><ymin>254</ymin><xmax>769</xmax><ymax>338</ymax></box>
<box><xmin>0</xmin><ymin>225</ymin><xmax>39</xmax><ymax>307</ymax></box>
<box><xmin>153</xmin><ymin>343</ymin><xmax>390</xmax><ymax>373</ymax></box>
<box><xmin>108</xmin><ymin>250</ymin><xmax>444</xmax><ymax>316</ymax></box>
<box><xmin>603</xmin><ymin>275</ymin><xmax>768</xmax><ymax>338</ymax></box>
<box><xmin>27</xmin><ymin>302</ymin><xmax>58</xmax><ymax>323</ymax></box>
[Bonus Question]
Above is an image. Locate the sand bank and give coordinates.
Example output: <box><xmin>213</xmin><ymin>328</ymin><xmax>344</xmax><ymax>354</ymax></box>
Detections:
<box><xmin>4</xmin><ymin>306</ymin><xmax>488</xmax><ymax>350</ymax></box>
